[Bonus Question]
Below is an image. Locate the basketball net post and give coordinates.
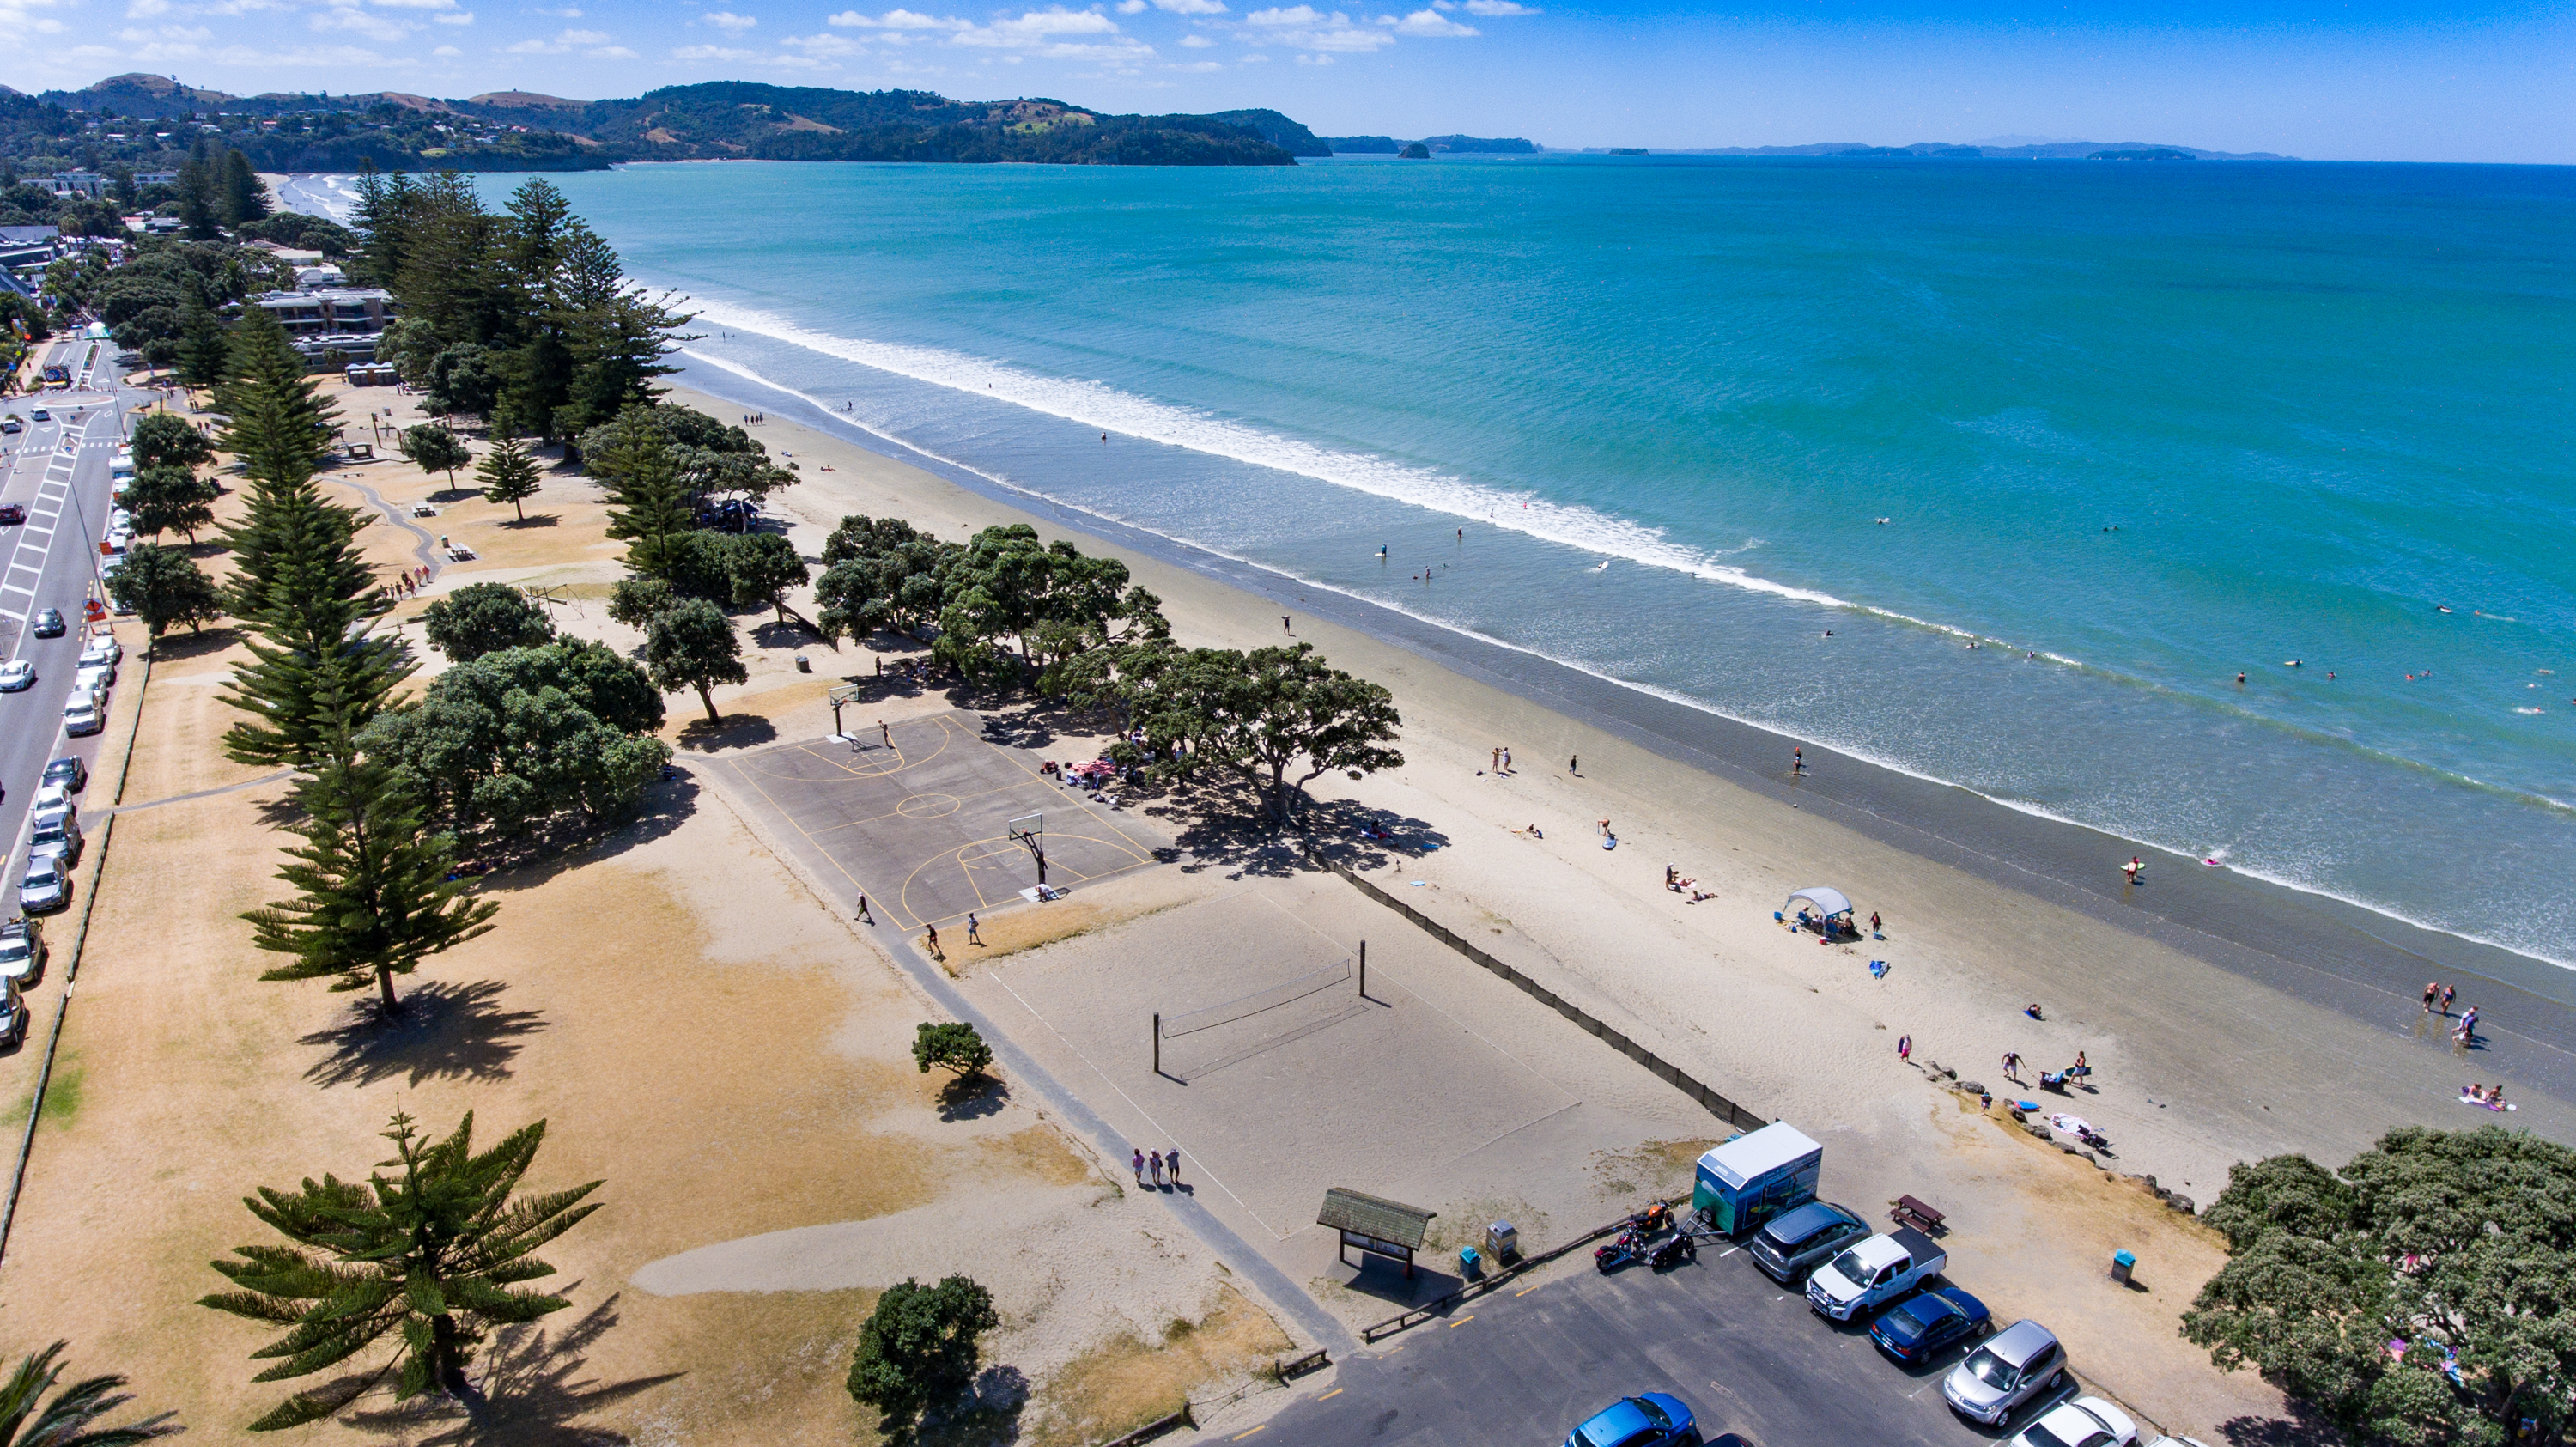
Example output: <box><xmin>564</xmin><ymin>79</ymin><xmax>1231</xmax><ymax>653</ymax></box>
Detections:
<box><xmin>1359</xmin><ymin>940</ymin><xmax>1368</xmax><ymax>1002</ymax></box>
<box><xmin>1152</xmin><ymin>1012</ymin><xmax>1162</xmax><ymax>1078</ymax></box>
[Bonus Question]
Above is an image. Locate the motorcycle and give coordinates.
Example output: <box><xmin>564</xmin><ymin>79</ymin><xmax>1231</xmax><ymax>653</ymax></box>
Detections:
<box><xmin>1648</xmin><ymin>1232</ymin><xmax>1698</xmax><ymax>1271</ymax></box>
<box><xmin>1594</xmin><ymin>1229</ymin><xmax>1644</xmax><ymax>1274</ymax></box>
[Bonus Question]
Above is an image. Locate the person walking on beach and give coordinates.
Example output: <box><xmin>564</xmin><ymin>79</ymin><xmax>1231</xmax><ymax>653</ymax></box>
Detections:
<box><xmin>924</xmin><ymin>924</ymin><xmax>941</xmax><ymax>959</ymax></box>
<box><xmin>2423</xmin><ymin>982</ymin><xmax>2441</xmax><ymax>1014</ymax></box>
<box><xmin>2002</xmin><ymin>1051</ymin><xmax>2022</xmax><ymax>1084</ymax></box>
<box><xmin>1148</xmin><ymin>1150</ymin><xmax>1164</xmax><ymax>1186</ymax></box>
<box><xmin>1283</xmin><ymin>615</ymin><xmax>1292</xmax><ymax>634</ymax></box>
<box><xmin>1869</xmin><ymin>910</ymin><xmax>1883</xmax><ymax>935</ymax></box>
<box><xmin>1569</xmin><ymin>754</ymin><xmax>1579</xmax><ymax>775</ymax></box>
<box><xmin>2443</xmin><ymin>983</ymin><xmax>2458</xmax><ymax>1013</ymax></box>
<box><xmin>2460</xmin><ymin>1006</ymin><xmax>2479</xmax><ymax>1042</ymax></box>
<box><xmin>1166</xmin><ymin>1147</ymin><xmax>1181</xmax><ymax>1185</ymax></box>
<box><xmin>1132</xmin><ymin>1149</ymin><xmax>1145</xmax><ymax>1186</ymax></box>
<box><xmin>1502</xmin><ymin>747</ymin><xmax>1511</xmax><ymax>772</ymax></box>
<box><xmin>855</xmin><ymin>892</ymin><xmax>872</xmax><ymax>924</ymax></box>
<box><xmin>1897</xmin><ymin>1034</ymin><xmax>1912</xmax><ymax>1061</ymax></box>
<box><xmin>966</xmin><ymin>912</ymin><xmax>981</xmax><ymax>946</ymax></box>
<box><xmin>2073</xmin><ymin>1050</ymin><xmax>2088</xmax><ymax>1081</ymax></box>
<box><xmin>1792</xmin><ymin>746</ymin><xmax>1804</xmax><ymax>777</ymax></box>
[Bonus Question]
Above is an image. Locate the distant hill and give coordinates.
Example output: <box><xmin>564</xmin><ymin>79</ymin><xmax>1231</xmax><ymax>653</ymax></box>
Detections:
<box><xmin>1655</xmin><ymin>138</ymin><xmax>2293</xmax><ymax>160</ymax></box>
<box><xmin>1209</xmin><ymin>109</ymin><xmax>1328</xmax><ymax>157</ymax></box>
<box><xmin>1324</xmin><ymin>136</ymin><xmax>1399</xmax><ymax>154</ymax></box>
<box><xmin>1421</xmin><ymin>135</ymin><xmax>1536</xmax><ymax>155</ymax></box>
<box><xmin>9</xmin><ymin>76</ymin><xmax>1315</xmax><ymax>171</ymax></box>
<box><xmin>558</xmin><ymin>83</ymin><xmax>1297</xmax><ymax>166</ymax></box>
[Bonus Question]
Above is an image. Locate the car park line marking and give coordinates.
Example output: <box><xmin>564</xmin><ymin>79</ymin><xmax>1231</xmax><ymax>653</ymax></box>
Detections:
<box><xmin>1314</xmin><ymin>1389</ymin><xmax>1342</xmax><ymax>1401</ymax></box>
<box><xmin>1231</xmin><ymin>1426</ymin><xmax>1267</xmax><ymax>1440</ymax></box>
<box><xmin>1448</xmin><ymin>1316</ymin><xmax>1474</xmax><ymax>1328</ymax></box>
<box><xmin>1716</xmin><ymin>1246</ymin><xmax>1740</xmax><ymax>1258</ymax></box>
<box><xmin>1516</xmin><ymin>1284</ymin><xmax>1543</xmax><ymax>1296</ymax></box>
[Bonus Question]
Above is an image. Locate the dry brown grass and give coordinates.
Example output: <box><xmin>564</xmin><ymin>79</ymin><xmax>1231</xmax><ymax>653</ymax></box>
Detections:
<box><xmin>1587</xmin><ymin>1138</ymin><xmax>1722</xmax><ymax>1200</ymax></box>
<box><xmin>1018</xmin><ymin>1286</ymin><xmax>1292</xmax><ymax>1447</ymax></box>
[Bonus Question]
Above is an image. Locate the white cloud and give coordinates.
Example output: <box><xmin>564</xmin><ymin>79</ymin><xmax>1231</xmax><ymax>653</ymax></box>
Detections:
<box><xmin>434</xmin><ymin>9</ymin><xmax>471</xmax><ymax>21</ymax></box>
<box><xmin>704</xmin><ymin>9</ymin><xmax>756</xmax><ymax>31</ymax></box>
<box><xmin>124</xmin><ymin>0</ymin><xmax>169</xmax><ymax>15</ymax></box>
<box><xmin>506</xmin><ymin>24</ymin><xmax>605</xmax><ymax>50</ymax></box>
<box><xmin>947</xmin><ymin>6</ymin><xmax>1151</xmax><ymax>60</ymax></box>
<box><xmin>1242</xmin><ymin>3</ymin><xmax>1314</xmax><ymax>21</ymax></box>
<box><xmin>1178</xmin><ymin>30</ymin><xmax>1210</xmax><ymax>44</ymax></box>
<box><xmin>1170</xmin><ymin>58</ymin><xmax>1218</xmax><ymax>69</ymax></box>
<box><xmin>671</xmin><ymin>41</ymin><xmax>755</xmax><ymax>58</ymax></box>
<box><xmin>1153</xmin><ymin>0</ymin><xmax>1227</xmax><ymax>10</ymax></box>
<box><xmin>1393</xmin><ymin>7</ymin><xmax>1473</xmax><ymax>33</ymax></box>
<box><xmin>1461</xmin><ymin>0</ymin><xmax>1533</xmax><ymax>11</ymax></box>
<box><xmin>827</xmin><ymin>6</ymin><xmax>963</xmax><ymax>26</ymax></box>
<box><xmin>311</xmin><ymin>5</ymin><xmax>415</xmax><ymax>42</ymax></box>
<box><xmin>431</xmin><ymin>40</ymin><xmax>459</xmax><ymax>52</ymax></box>
<box><xmin>781</xmin><ymin>29</ymin><xmax>861</xmax><ymax>53</ymax></box>
<box><xmin>1294</xmin><ymin>49</ymin><xmax>1329</xmax><ymax>61</ymax></box>
<box><xmin>1240</xmin><ymin>7</ymin><xmax>1395</xmax><ymax>49</ymax></box>
<box><xmin>591</xmin><ymin>43</ymin><xmax>635</xmax><ymax>55</ymax></box>
<box><xmin>1115</xmin><ymin>0</ymin><xmax>1144</xmax><ymax>11</ymax></box>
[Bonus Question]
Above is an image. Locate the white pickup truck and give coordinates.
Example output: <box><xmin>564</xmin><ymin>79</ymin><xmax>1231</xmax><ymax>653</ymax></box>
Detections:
<box><xmin>1806</xmin><ymin>1226</ymin><xmax>1947</xmax><ymax>1322</ymax></box>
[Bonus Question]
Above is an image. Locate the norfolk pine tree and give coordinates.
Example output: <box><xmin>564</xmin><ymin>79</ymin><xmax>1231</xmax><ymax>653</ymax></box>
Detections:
<box><xmin>643</xmin><ymin>597</ymin><xmax>746</xmax><ymax>726</ymax></box>
<box><xmin>594</xmin><ymin>411</ymin><xmax>694</xmax><ymax>579</ymax></box>
<box><xmin>243</xmin><ymin>741</ymin><xmax>496</xmax><ymax>1012</ymax></box>
<box><xmin>202</xmin><ymin>1109</ymin><xmax>601</xmax><ymax>1431</ymax></box>
<box><xmin>476</xmin><ymin>435</ymin><xmax>544</xmax><ymax>521</ymax></box>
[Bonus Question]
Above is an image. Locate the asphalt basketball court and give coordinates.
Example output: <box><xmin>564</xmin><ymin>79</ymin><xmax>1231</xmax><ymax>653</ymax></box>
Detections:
<box><xmin>707</xmin><ymin>710</ymin><xmax>1166</xmax><ymax>929</ymax></box>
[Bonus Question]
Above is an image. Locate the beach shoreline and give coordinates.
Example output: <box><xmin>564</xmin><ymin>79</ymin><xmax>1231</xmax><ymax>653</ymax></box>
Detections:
<box><xmin>663</xmin><ymin>363</ymin><xmax>2576</xmax><ymax>1111</ymax></box>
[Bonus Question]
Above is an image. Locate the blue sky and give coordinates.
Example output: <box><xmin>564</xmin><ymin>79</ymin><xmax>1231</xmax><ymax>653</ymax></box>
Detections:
<box><xmin>2</xmin><ymin>0</ymin><xmax>2569</xmax><ymax>161</ymax></box>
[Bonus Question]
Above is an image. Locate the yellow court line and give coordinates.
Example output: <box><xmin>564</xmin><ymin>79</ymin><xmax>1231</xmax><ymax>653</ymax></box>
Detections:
<box><xmin>801</xmin><ymin>775</ymin><xmax>1062</xmax><ymax>837</ymax></box>
<box><xmin>1315</xmin><ymin>1388</ymin><xmax>1342</xmax><ymax>1401</ymax></box>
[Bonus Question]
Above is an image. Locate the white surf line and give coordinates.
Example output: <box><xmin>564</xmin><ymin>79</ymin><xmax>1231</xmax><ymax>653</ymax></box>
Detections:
<box><xmin>684</xmin><ymin>344</ymin><xmax>2576</xmax><ymax>974</ymax></box>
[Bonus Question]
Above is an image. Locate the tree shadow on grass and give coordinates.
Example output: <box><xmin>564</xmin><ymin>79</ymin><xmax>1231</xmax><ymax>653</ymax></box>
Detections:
<box><xmin>475</xmin><ymin>773</ymin><xmax>702</xmax><ymax>894</ymax></box>
<box><xmin>301</xmin><ymin>979</ymin><xmax>548</xmax><ymax>1089</ymax></box>
<box><xmin>501</xmin><ymin>514</ymin><xmax>562</xmax><ymax>529</ymax></box>
<box><xmin>908</xmin><ymin>1365</ymin><xmax>1029</xmax><ymax>1447</ymax></box>
<box><xmin>937</xmin><ymin>1073</ymin><xmax>1011</xmax><ymax>1123</ymax></box>
<box><xmin>343</xmin><ymin>1295</ymin><xmax>682</xmax><ymax>1447</ymax></box>
<box><xmin>143</xmin><ymin>623</ymin><xmax>244</xmax><ymax>660</ymax></box>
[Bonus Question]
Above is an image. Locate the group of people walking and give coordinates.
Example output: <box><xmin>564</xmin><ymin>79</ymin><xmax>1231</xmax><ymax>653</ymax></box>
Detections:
<box><xmin>1131</xmin><ymin>1146</ymin><xmax>1182</xmax><ymax>1189</ymax></box>
<box><xmin>2423</xmin><ymin>982</ymin><xmax>2482</xmax><ymax>1052</ymax></box>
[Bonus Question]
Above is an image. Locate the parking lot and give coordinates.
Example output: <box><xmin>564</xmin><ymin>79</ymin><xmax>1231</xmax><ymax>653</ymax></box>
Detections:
<box><xmin>705</xmin><ymin>710</ymin><xmax>1165</xmax><ymax>928</ymax></box>
<box><xmin>1261</xmin><ymin>1240</ymin><xmax>2081</xmax><ymax>1447</ymax></box>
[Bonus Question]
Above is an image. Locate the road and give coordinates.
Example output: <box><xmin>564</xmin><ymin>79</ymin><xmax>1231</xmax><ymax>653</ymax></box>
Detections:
<box><xmin>0</xmin><ymin>333</ymin><xmax>142</xmax><ymax>910</ymax></box>
<box><xmin>1256</xmin><ymin>1243</ymin><xmax>2090</xmax><ymax>1447</ymax></box>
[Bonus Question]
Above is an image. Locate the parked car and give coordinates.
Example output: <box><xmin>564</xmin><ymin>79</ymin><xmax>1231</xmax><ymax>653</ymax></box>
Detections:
<box><xmin>0</xmin><ymin>979</ymin><xmax>25</xmax><ymax>1049</ymax></box>
<box><xmin>79</xmin><ymin>635</ymin><xmax>120</xmax><ymax>666</ymax></box>
<box><xmin>1566</xmin><ymin>1394</ymin><xmax>1700</xmax><ymax>1447</ymax></box>
<box><xmin>1807</xmin><ymin>1227</ymin><xmax>1948</xmax><ymax>1322</ymax></box>
<box><xmin>30</xmin><ymin>609</ymin><xmax>64</xmax><ymax>637</ymax></box>
<box><xmin>0</xmin><ymin>660</ymin><xmax>32</xmax><ymax>692</ymax></box>
<box><xmin>28</xmin><ymin>408</ymin><xmax>49</xmax><ymax>423</ymax></box>
<box><xmin>0</xmin><ymin>418</ymin><xmax>19</xmax><ymax>435</ymax></box>
<box><xmin>0</xmin><ymin>919</ymin><xmax>44</xmax><ymax>989</ymax></box>
<box><xmin>74</xmin><ymin>661</ymin><xmax>113</xmax><ymax>696</ymax></box>
<box><xmin>1750</xmin><ymin>1201</ymin><xmax>1871</xmax><ymax>1283</ymax></box>
<box><xmin>62</xmin><ymin>690</ymin><xmax>101</xmax><ymax>736</ymax></box>
<box><xmin>1871</xmin><ymin>1285</ymin><xmax>1990</xmax><ymax>1365</ymax></box>
<box><xmin>43</xmin><ymin>756</ymin><xmax>87</xmax><ymax>793</ymax></box>
<box><xmin>30</xmin><ymin>803</ymin><xmax>79</xmax><ymax>866</ymax></box>
<box><xmin>2009</xmin><ymin>1396</ymin><xmax>2136</xmax><ymax>1447</ymax></box>
<box><xmin>19</xmin><ymin>857</ymin><xmax>69</xmax><ymax>914</ymax></box>
<box><xmin>0</xmin><ymin>504</ymin><xmax>23</xmax><ymax>526</ymax></box>
<box><xmin>1945</xmin><ymin>1319</ymin><xmax>2068</xmax><ymax>1426</ymax></box>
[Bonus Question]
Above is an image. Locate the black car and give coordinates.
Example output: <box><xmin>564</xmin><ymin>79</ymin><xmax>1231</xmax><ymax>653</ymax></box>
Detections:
<box><xmin>42</xmin><ymin>757</ymin><xmax>86</xmax><ymax>793</ymax></box>
<box><xmin>1872</xmin><ymin>1286</ymin><xmax>1990</xmax><ymax>1365</ymax></box>
<box><xmin>0</xmin><ymin>505</ymin><xmax>23</xmax><ymax>526</ymax></box>
<box><xmin>30</xmin><ymin>609</ymin><xmax>64</xmax><ymax>638</ymax></box>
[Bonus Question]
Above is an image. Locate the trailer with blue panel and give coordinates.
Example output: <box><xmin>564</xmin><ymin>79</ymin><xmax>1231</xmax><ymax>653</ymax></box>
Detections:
<box><xmin>1692</xmin><ymin>1122</ymin><xmax>1823</xmax><ymax>1235</ymax></box>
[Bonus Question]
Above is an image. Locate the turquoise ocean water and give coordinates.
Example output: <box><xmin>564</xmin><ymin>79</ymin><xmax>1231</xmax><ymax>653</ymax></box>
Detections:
<box><xmin>472</xmin><ymin>157</ymin><xmax>2572</xmax><ymax>967</ymax></box>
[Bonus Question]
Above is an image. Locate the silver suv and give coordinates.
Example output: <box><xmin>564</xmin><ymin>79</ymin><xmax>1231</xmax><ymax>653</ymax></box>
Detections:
<box><xmin>1749</xmin><ymin>1201</ymin><xmax>1869</xmax><ymax>1284</ymax></box>
<box><xmin>1944</xmin><ymin>1318</ymin><xmax>2065</xmax><ymax>1426</ymax></box>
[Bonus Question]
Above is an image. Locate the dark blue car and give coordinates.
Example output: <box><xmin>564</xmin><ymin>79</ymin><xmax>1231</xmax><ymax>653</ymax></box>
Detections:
<box><xmin>1567</xmin><ymin>1393</ymin><xmax>1700</xmax><ymax>1447</ymax></box>
<box><xmin>1870</xmin><ymin>1285</ymin><xmax>1990</xmax><ymax>1365</ymax></box>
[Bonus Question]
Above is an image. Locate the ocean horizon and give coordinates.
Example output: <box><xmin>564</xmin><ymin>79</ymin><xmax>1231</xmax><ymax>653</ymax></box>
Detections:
<box><xmin>322</xmin><ymin>155</ymin><xmax>2571</xmax><ymax>972</ymax></box>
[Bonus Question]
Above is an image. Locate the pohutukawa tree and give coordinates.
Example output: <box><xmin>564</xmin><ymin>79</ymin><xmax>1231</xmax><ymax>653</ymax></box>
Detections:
<box><xmin>642</xmin><ymin>596</ymin><xmax>745</xmax><ymax>727</ymax></box>
<box><xmin>201</xmin><ymin>1110</ymin><xmax>602</xmax><ymax>1431</ymax></box>
<box><xmin>398</xmin><ymin>423</ymin><xmax>473</xmax><ymax>492</ymax></box>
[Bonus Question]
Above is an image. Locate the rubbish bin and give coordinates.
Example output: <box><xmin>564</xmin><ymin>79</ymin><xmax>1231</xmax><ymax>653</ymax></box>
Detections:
<box><xmin>795</xmin><ymin>655</ymin><xmax>811</xmax><ymax>673</ymax></box>
<box><xmin>1486</xmin><ymin>1221</ymin><xmax>1519</xmax><ymax>1262</ymax></box>
<box><xmin>1459</xmin><ymin>1246</ymin><xmax>1482</xmax><ymax>1280</ymax></box>
<box><xmin>2111</xmin><ymin>1249</ymin><xmax>2136</xmax><ymax>1286</ymax></box>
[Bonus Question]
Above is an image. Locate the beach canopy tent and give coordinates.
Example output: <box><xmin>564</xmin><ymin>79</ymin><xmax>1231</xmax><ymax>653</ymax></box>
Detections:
<box><xmin>1320</xmin><ymin>1187</ymin><xmax>1437</xmax><ymax>1278</ymax></box>
<box><xmin>1784</xmin><ymin>887</ymin><xmax>1854</xmax><ymax>921</ymax></box>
